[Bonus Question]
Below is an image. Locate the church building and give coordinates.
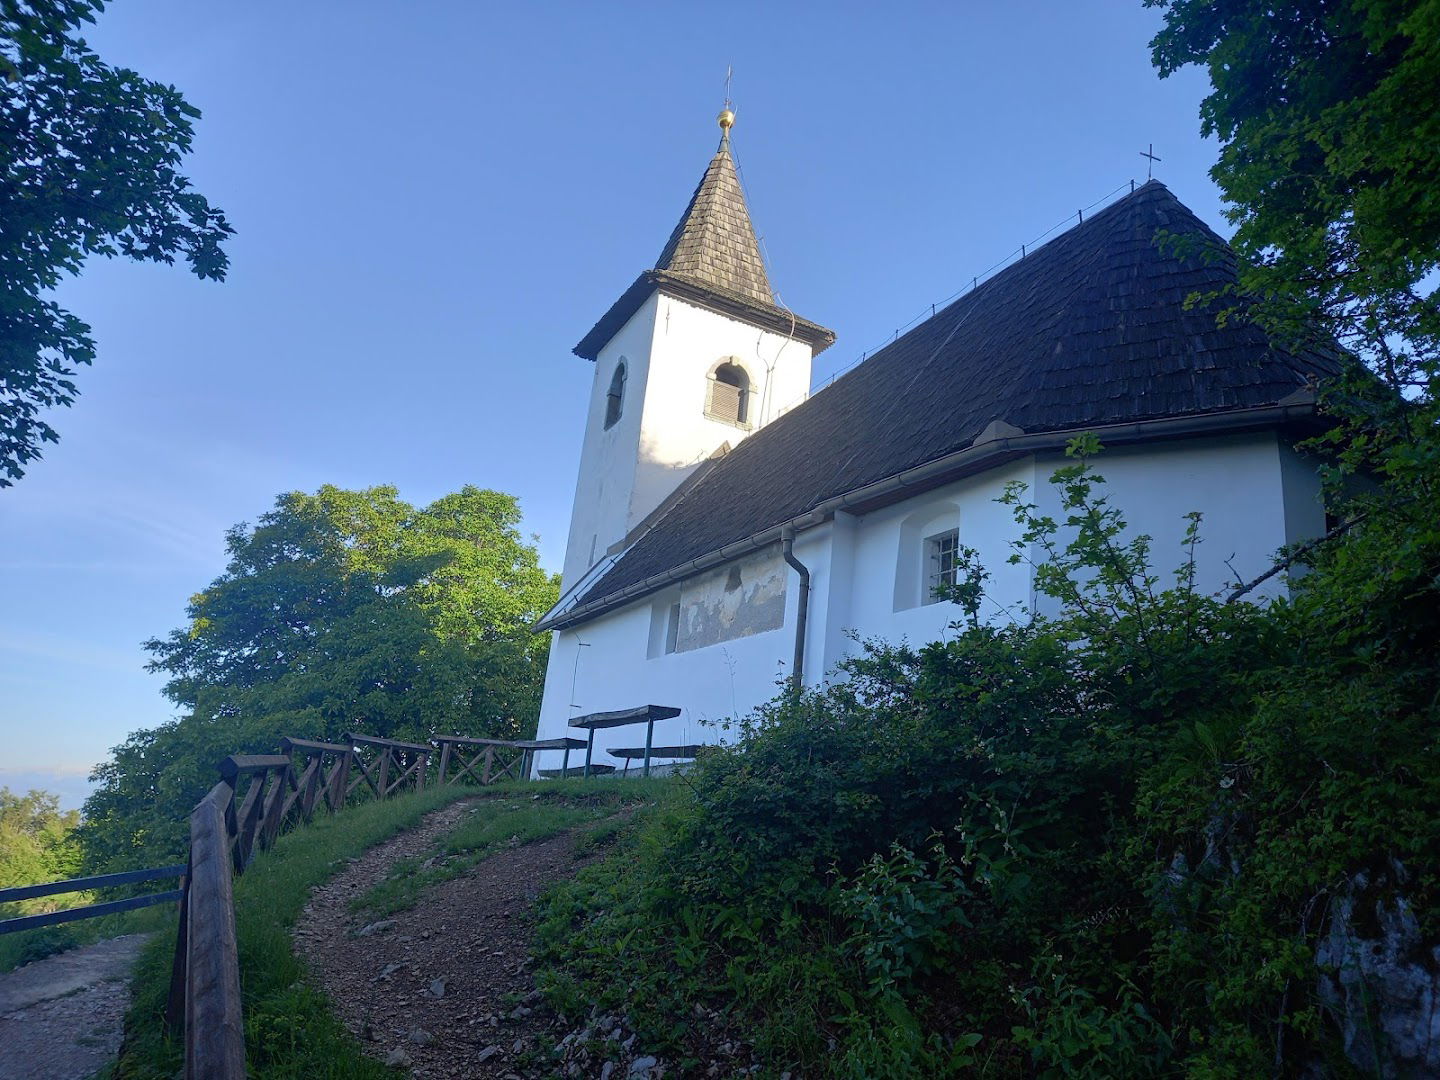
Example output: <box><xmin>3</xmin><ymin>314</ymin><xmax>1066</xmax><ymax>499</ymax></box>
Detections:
<box><xmin>529</xmin><ymin>111</ymin><xmax>1341</xmax><ymax>771</ymax></box>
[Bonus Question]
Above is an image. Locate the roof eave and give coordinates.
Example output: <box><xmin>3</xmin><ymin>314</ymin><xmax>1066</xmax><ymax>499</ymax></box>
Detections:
<box><xmin>533</xmin><ymin>400</ymin><xmax>1325</xmax><ymax>632</ymax></box>
<box><xmin>573</xmin><ymin>270</ymin><xmax>835</xmax><ymax>361</ymax></box>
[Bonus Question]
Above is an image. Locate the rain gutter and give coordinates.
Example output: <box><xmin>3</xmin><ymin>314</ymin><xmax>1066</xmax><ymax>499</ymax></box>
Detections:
<box><xmin>533</xmin><ymin>400</ymin><xmax>1319</xmax><ymax>633</ymax></box>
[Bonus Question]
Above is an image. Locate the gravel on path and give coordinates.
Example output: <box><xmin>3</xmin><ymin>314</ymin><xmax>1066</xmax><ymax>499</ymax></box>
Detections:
<box><xmin>295</xmin><ymin>799</ymin><xmax>589</xmax><ymax>1078</ymax></box>
<box><xmin>0</xmin><ymin>933</ymin><xmax>151</xmax><ymax>1080</ymax></box>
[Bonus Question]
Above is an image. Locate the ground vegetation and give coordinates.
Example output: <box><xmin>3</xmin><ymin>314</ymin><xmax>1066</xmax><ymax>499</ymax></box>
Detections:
<box><xmin>534</xmin><ymin>429</ymin><xmax>1440</xmax><ymax>1075</ymax></box>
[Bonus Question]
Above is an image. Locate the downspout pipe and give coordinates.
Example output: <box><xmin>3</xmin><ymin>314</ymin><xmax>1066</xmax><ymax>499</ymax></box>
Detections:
<box><xmin>779</xmin><ymin>525</ymin><xmax>810</xmax><ymax>693</ymax></box>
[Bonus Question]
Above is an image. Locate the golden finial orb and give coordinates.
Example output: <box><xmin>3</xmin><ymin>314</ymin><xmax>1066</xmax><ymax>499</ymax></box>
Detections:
<box><xmin>717</xmin><ymin>108</ymin><xmax>736</xmax><ymax>132</ymax></box>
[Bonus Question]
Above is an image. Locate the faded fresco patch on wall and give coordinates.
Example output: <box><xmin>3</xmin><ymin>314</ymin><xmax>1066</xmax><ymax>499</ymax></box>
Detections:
<box><xmin>675</xmin><ymin>549</ymin><xmax>787</xmax><ymax>652</ymax></box>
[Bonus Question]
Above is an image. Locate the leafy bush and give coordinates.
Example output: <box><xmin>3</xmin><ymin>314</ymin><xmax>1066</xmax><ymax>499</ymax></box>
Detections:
<box><xmin>535</xmin><ymin>430</ymin><xmax>1440</xmax><ymax>1076</ymax></box>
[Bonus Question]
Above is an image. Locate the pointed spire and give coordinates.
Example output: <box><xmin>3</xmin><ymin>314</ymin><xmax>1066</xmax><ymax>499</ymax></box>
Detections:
<box><xmin>652</xmin><ymin>111</ymin><xmax>774</xmax><ymax>307</ymax></box>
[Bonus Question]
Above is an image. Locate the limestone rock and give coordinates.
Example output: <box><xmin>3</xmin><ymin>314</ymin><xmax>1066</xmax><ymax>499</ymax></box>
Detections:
<box><xmin>1315</xmin><ymin>864</ymin><xmax>1440</xmax><ymax>1077</ymax></box>
<box><xmin>385</xmin><ymin>1046</ymin><xmax>411</xmax><ymax>1068</ymax></box>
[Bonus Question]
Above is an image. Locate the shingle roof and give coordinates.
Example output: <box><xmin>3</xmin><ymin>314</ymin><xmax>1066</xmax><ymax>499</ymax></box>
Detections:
<box><xmin>567</xmin><ymin>181</ymin><xmax>1344</xmax><ymax>617</ymax></box>
<box><xmin>654</xmin><ymin>137</ymin><xmax>773</xmax><ymax>305</ymax></box>
<box><xmin>573</xmin><ymin>137</ymin><xmax>834</xmax><ymax>361</ymax></box>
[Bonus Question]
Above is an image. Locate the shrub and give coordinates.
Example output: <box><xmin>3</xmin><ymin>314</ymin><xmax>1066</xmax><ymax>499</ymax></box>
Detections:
<box><xmin>535</xmin><ymin>434</ymin><xmax>1440</xmax><ymax>1076</ymax></box>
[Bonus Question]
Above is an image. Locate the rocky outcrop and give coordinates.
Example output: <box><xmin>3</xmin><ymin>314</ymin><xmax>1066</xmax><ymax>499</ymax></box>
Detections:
<box><xmin>1316</xmin><ymin>864</ymin><xmax>1440</xmax><ymax>1077</ymax></box>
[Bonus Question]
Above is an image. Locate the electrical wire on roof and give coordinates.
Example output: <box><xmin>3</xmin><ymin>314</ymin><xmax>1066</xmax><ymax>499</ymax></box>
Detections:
<box><xmin>728</xmin><ymin>118</ymin><xmax>801</xmax><ymax>429</ymax></box>
<box><xmin>760</xmin><ymin>177</ymin><xmax>1141</xmax><ymax>418</ymax></box>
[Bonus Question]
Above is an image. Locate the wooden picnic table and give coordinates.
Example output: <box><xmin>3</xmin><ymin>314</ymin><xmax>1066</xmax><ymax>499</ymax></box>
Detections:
<box><xmin>569</xmin><ymin>705</ymin><xmax>681</xmax><ymax>777</ymax></box>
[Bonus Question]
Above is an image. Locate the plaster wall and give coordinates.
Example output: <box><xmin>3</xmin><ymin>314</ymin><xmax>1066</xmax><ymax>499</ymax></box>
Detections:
<box><xmin>653</xmin><ymin>548</ymin><xmax>788</xmax><ymax>655</ymax></box>
<box><xmin>837</xmin><ymin>459</ymin><xmax>1039</xmax><ymax>663</ymax></box>
<box><xmin>630</xmin><ymin>295</ymin><xmax>814</xmax><ymax>534</ymax></box>
<box><xmin>534</xmin><ymin>431</ymin><xmax>1324</xmax><ymax>776</ymax></box>
<box><xmin>534</xmin><ymin>596</ymin><xmax>792</xmax><ymax>775</ymax></box>
<box><xmin>560</xmin><ymin>293</ymin><xmax>814</xmax><ymax>588</ymax></box>
<box><xmin>1025</xmin><ymin>432</ymin><xmax>1298</xmax><ymax>617</ymax></box>
<box><xmin>1279</xmin><ymin>441</ymin><xmax>1327</xmax><ymax>547</ymax></box>
<box><xmin>561</xmin><ymin>293</ymin><xmax>659</xmax><ymax>587</ymax></box>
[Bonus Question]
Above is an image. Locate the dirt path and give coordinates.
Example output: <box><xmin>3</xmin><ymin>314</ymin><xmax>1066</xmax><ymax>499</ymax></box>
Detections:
<box><xmin>296</xmin><ymin>801</ymin><xmax>590</xmax><ymax>1079</ymax></box>
<box><xmin>0</xmin><ymin>933</ymin><xmax>151</xmax><ymax>1080</ymax></box>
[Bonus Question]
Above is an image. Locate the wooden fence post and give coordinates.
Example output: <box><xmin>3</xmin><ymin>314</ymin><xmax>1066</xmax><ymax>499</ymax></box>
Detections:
<box><xmin>259</xmin><ymin>763</ymin><xmax>289</xmax><ymax>852</ymax></box>
<box><xmin>165</xmin><ymin>856</ymin><xmax>191</xmax><ymax>1031</ymax></box>
<box><xmin>184</xmin><ymin>784</ymin><xmax>246</xmax><ymax>1079</ymax></box>
<box><xmin>300</xmin><ymin>756</ymin><xmax>322</xmax><ymax>823</ymax></box>
<box><xmin>331</xmin><ymin>750</ymin><xmax>352</xmax><ymax>812</ymax></box>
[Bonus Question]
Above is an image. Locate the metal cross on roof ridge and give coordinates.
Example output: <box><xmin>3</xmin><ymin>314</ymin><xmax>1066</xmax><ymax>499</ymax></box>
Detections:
<box><xmin>1141</xmin><ymin>143</ymin><xmax>1161</xmax><ymax>180</ymax></box>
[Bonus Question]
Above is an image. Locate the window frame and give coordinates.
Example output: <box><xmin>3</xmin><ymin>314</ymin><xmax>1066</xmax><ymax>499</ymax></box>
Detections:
<box><xmin>923</xmin><ymin>528</ymin><xmax>961</xmax><ymax>605</ymax></box>
<box><xmin>705</xmin><ymin>359</ymin><xmax>753</xmax><ymax>429</ymax></box>
<box><xmin>664</xmin><ymin>602</ymin><xmax>681</xmax><ymax>654</ymax></box>
<box><xmin>603</xmin><ymin>360</ymin><xmax>626</xmax><ymax>430</ymax></box>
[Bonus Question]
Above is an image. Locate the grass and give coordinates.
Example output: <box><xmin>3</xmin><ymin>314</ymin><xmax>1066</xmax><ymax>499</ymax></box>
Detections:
<box><xmin>116</xmin><ymin>783</ymin><xmax>474</xmax><ymax>1080</ymax></box>
<box><xmin>351</xmin><ymin>776</ymin><xmax>669</xmax><ymax>919</ymax></box>
<box><xmin>571</xmin><ymin>813</ymin><xmax>632</xmax><ymax>856</ymax></box>
<box><xmin>113</xmin><ymin>776</ymin><xmax>672</xmax><ymax>1080</ymax></box>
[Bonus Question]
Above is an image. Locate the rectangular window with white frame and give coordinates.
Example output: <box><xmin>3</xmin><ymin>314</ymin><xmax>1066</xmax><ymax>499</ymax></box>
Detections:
<box><xmin>924</xmin><ymin>528</ymin><xmax>961</xmax><ymax>604</ymax></box>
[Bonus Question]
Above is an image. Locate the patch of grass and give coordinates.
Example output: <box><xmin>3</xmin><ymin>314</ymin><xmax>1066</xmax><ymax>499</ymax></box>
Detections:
<box><xmin>572</xmin><ymin>815</ymin><xmax>630</xmax><ymax>856</ymax></box>
<box><xmin>115</xmin><ymin>783</ymin><xmax>473</xmax><ymax>1080</ymax></box>
<box><xmin>352</xmin><ymin>776</ymin><xmax>669</xmax><ymax>919</ymax></box>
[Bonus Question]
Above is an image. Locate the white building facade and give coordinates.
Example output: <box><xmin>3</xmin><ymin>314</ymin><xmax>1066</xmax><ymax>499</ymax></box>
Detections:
<box><xmin>531</xmin><ymin>117</ymin><xmax>1341</xmax><ymax>772</ymax></box>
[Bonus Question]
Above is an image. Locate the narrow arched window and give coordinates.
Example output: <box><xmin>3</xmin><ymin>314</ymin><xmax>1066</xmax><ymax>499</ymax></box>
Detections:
<box><xmin>604</xmin><ymin>361</ymin><xmax>626</xmax><ymax>429</ymax></box>
<box><xmin>706</xmin><ymin>361</ymin><xmax>750</xmax><ymax>427</ymax></box>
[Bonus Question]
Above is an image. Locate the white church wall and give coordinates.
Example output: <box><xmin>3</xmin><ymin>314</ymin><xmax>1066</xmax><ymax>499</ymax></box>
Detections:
<box><xmin>533</xmin><ymin>595</ymin><xmax>794</xmax><ymax>776</ymax></box>
<box><xmin>560</xmin><ymin>294</ymin><xmax>660</xmax><ymax>587</ymax></box>
<box><xmin>826</xmin><ymin>459</ymin><xmax>1039</xmax><ymax>674</ymax></box>
<box><xmin>784</xmin><ymin>522</ymin><xmax>835</xmax><ymax>690</ymax></box>
<box><xmin>630</xmin><ymin>295</ymin><xmax>813</xmax><ymax>534</ymax></box>
<box><xmin>535</xmin><ymin>432</ymin><xmax>1323</xmax><ymax>777</ymax></box>
<box><xmin>1025</xmin><ymin>432</ymin><xmax>1298</xmax><ymax>616</ymax></box>
<box><xmin>1279</xmin><ymin>441</ymin><xmax>1327</xmax><ymax>548</ymax></box>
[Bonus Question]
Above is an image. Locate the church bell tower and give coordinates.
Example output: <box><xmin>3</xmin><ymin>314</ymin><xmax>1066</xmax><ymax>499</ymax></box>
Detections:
<box><xmin>558</xmin><ymin>109</ymin><xmax>834</xmax><ymax>589</ymax></box>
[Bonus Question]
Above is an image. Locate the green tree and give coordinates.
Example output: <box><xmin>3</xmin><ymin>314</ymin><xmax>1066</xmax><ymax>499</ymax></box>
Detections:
<box><xmin>1148</xmin><ymin>0</ymin><xmax>1439</xmax><ymax>387</ymax></box>
<box><xmin>141</xmin><ymin>485</ymin><xmax>557</xmax><ymax>737</ymax></box>
<box><xmin>0</xmin><ymin>0</ymin><xmax>232</xmax><ymax>486</ymax></box>
<box><xmin>83</xmin><ymin>484</ymin><xmax>558</xmax><ymax>871</ymax></box>
<box><xmin>0</xmin><ymin>788</ymin><xmax>80</xmax><ymax>911</ymax></box>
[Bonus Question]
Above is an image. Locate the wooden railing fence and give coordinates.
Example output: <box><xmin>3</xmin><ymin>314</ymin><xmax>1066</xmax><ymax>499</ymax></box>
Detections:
<box><xmin>0</xmin><ymin>865</ymin><xmax>185</xmax><ymax>936</ymax></box>
<box><xmin>346</xmin><ymin>733</ymin><xmax>430</xmax><ymax>801</ymax></box>
<box><xmin>0</xmin><ymin>725</ymin><xmax>648</xmax><ymax>1079</ymax></box>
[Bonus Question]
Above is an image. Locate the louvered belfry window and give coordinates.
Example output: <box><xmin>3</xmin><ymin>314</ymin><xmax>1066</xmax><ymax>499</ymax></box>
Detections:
<box><xmin>707</xmin><ymin>361</ymin><xmax>750</xmax><ymax>427</ymax></box>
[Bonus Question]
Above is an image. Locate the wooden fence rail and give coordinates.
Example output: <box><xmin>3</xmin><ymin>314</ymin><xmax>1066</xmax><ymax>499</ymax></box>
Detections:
<box><xmin>0</xmin><ymin>864</ymin><xmax>186</xmax><ymax>936</ymax></box>
<box><xmin>346</xmin><ymin>733</ymin><xmax>430</xmax><ymax>800</ymax></box>
<box><xmin>4</xmin><ymin>722</ymin><xmax>635</xmax><ymax>1079</ymax></box>
<box><xmin>168</xmin><ymin>781</ymin><xmax>246</xmax><ymax>1079</ymax></box>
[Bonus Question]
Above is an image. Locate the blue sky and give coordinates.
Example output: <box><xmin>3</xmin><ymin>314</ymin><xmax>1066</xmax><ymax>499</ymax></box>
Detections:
<box><xmin>0</xmin><ymin>0</ymin><xmax>1221</xmax><ymax>808</ymax></box>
